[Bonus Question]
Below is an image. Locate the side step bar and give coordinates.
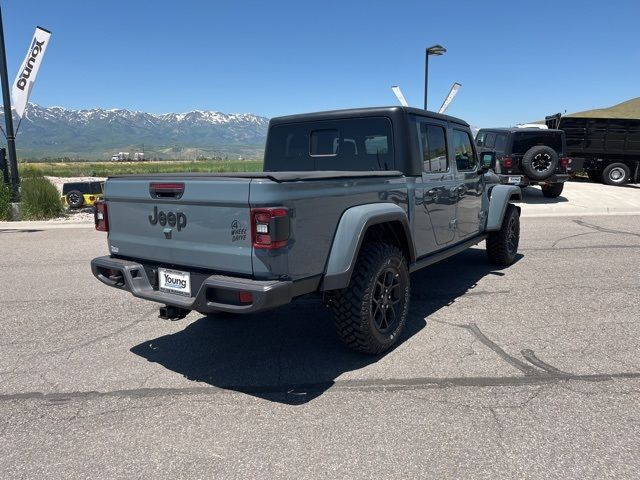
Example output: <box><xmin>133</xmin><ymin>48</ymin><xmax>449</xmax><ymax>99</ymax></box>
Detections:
<box><xmin>409</xmin><ymin>234</ymin><xmax>487</xmax><ymax>273</ymax></box>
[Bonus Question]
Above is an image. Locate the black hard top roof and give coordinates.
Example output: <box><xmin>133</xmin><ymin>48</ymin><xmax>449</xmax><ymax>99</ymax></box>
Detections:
<box><xmin>478</xmin><ymin>127</ymin><xmax>563</xmax><ymax>134</ymax></box>
<box><xmin>270</xmin><ymin>106</ymin><xmax>470</xmax><ymax>127</ymax></box>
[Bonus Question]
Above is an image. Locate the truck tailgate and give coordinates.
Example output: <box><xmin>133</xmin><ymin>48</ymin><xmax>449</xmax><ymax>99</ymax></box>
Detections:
<box><xmin>105</xmin><ymin>177</ymin><xmax>253</xmax><ymax>275</ymax></box>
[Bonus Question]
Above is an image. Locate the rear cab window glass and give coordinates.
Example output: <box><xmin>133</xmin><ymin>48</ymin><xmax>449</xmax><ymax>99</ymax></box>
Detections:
<box><xmin>310</xmin><ymin>130</ymin><xmax>339</xmax><ymax>156</ymax></box>
<box><xmin>265</xmin><ymin>117</ymin><xmax>394</xmax><ymax>171</ymax></box>
<box><xmin>364</xmin><ymin>135</ymin><xmax>388</xmax><ymax>155</ymax></box>
<box><xmin>511</xmin><ymin>131</ymin><xmax>563</xmax><ymax>155</ymax></box>
<box><xmin>453</xmin><ymin>129</ymin><xmax>477</xmax><ymax>171</ymax></box>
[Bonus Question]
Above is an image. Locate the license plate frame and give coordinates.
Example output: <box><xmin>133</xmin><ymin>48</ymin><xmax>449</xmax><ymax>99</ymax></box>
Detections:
<box><xmin>158</xmin><ymin>268</ymin><xmax>191</xmax><ymax>297</ymax></box>
<box><xmin>507</xmin><ymin>176</ymin><xmax>522</xmax><ymax>185</ymax></box>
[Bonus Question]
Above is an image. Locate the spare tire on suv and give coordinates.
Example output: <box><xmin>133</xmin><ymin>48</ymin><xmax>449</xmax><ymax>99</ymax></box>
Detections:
<box><xmin>521</xmin><ymin>146</ymin><xmax>559</xmax><ymax>180</ymax></box>
<box><xmin>66</xmin><ymin>190</ymin><xmax>84</xmax><ymax>209</ymax></box>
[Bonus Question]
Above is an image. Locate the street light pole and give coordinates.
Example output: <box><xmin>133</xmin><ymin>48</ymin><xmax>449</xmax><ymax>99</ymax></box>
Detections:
<box><xmin>0</xmin><ymin>5</ymin><xmax>19</xmax><ymax>201</ymax></box>
<box><xmin>424</xmin><ymin>44</ymin><xmax>447</xmax><ymax>111</ymax></box>
<box><xmin>424</xmin><ymin>52</ymin><xmax>429</xmax><ymax>111</ymax></box>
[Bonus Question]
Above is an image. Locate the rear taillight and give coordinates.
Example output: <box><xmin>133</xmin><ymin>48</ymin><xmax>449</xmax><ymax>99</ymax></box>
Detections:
<box><xmin>95</xmin><ymin>200</ymin><xmax>109</xmax><ymax>232</ymax></box>
<box><xmin>239</xmin><ymin>291</ymin><xmax>253</xmax><ymax>304</ymax></box>
<box><xmin>251</xmin><ymin>207</ymin><xmax>289</xmax><ymax>249</ymax></box>
<box><xmin>502</xmin><ymin>157</ymin><xmax>514</xmax><ymax>169</ymax></box>
<box><xmin>560</xmin><ymin>157</ymin><xmax>570</xmax><ymax>167</ymax></box>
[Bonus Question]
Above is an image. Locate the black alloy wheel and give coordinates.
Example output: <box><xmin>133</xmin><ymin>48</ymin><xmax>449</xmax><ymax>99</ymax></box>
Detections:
<box><xmin>371</xmin><ymin>267</ymin><xmax>402</xmax><ymax>334</ymax></box>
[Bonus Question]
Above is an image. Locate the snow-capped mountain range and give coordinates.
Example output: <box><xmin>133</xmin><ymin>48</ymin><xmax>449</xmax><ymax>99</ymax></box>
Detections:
<box><xmin>1</xmin><ymin>103</ymin><xmax>270</xmax><ymax>160</ymax></box>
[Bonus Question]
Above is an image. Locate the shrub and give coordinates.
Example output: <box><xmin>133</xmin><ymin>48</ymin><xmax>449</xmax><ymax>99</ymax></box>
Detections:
<box><xmin>20</xmin><ymin>175</ymin><xmax>63</xmax><ymax>220</ymax></box>
<box><xmin>20</xmin><ymin>165</ymin><xmax>45</xmax><ymax>179</ymax></box>
<box><xmin>0</xmin><ymin>182</ymin><xmax>11</xmax><ymax>221</ymax></box>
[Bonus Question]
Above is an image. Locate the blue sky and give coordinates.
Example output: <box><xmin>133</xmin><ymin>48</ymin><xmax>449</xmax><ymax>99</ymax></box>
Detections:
<box><xmin>3</xmin><ymin>0</ymin><xmax>639</xmax><ymax>127</ymax></box>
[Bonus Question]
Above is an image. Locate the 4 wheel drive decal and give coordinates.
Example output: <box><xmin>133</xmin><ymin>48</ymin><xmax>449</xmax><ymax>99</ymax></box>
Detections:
<box><xmin>231</xmin><ymin>219</ymin><xmax>248</xmax><ymax>242</ymax></box>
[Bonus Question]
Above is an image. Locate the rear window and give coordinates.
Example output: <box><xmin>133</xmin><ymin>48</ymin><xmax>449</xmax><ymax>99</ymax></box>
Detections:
<box><xmin>511</xmin><ymin>131</ymin><xmax>564</xmax><ymax>154</ymax></box>
<box><xmin>62</xmin><ymin>182</ymin><xmax>103</xmax><ymax>195</ymax></box>
<box><xmin>310</xmin><ymin>130</ymin><xmax>339</xmax><ymax>156</ymax></box>
<box><xmin>484</xmin><ymin>133</ymin><xmax>496</xmax><ymax>149</ymax></box>
<box><xmin>265</xmin><ymin>117</ymin><xmax>394</xmax><ymax>171</ymax></box>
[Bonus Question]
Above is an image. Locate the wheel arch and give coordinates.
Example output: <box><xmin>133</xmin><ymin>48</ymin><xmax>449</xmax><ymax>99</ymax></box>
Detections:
<box><xmin>486</xmin><ymin>185</ymin><xmax>521</xmax><ymax>232</ymax></box>
<box><xmin>321</xmin><ymin>203</ymin><xmax>415</xmax><ymax>291</ymax></box>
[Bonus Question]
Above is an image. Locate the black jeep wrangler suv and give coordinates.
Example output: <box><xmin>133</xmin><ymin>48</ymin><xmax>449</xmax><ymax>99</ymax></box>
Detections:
<box><xmin>476</xmin><ymin>127</ymin><xmax>571</xmax><ymax>198</ymax></box>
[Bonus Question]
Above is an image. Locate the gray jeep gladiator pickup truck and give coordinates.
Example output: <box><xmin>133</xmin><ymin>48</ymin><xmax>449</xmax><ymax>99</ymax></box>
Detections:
<box><xmin>92</xmin><ymin>106</ymin><xmax>522</xmax><ymax>354</ymax></box>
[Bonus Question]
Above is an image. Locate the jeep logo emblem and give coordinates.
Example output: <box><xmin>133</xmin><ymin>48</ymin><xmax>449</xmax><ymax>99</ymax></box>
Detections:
<box><xmin>149</xmin><ymin>206</ymin><xmax>187</xmax><ymax>231</ymax></box>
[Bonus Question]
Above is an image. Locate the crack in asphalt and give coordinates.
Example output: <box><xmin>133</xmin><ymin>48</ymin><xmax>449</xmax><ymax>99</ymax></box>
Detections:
<box><xmin>466</xmin><ymin>323</ymin><xmax>541</xmax><ymax>376</ymax></box>
<box><xmin>400</xmin><ymin>385</ymin><xmax>546</xmax><ymax>411</ymax></box>
<box><xmin>544</xmin><ymin>218</ymin><xmax>640</xmax><ymax>250</ymax></box>
<box><xmin>573</xmin><ymin>219</ymin><xmax>640</xmax><ymax>239</ymax></box>
<box><xmin>522</xmin><ymin>244</ymin><xmax>640</xmax><ymax>251</ymax></box>
<box><xmin>39</xmin><ymin>307</ymin><xmax>159</xmax><ymax>357</ymax></box>
<box><xmin>551</xmin><ymin>231</ymin><xmax>596</xmax><ymax>248</ymax></box>
<box><xmin>1</xmin><ymin>371</ymin><xmax>639</xmax><ymax>403</ymax></box>
<box><xmin>488</xmin><ymin>407</ymin><xmax>509</xmax><ymax>458</ymax></box>
<box><xmin>520</xmin><ymin>349</ymin><xmax>572</xmax><ymax>376</ymax></box>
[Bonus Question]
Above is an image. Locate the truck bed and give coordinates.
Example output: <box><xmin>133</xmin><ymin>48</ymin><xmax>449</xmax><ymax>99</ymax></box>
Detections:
<box><xmin>103</xmin><ymin>170</ymin><xmax>409</xmax><ymax>282</ymax></box>
<box><xmin>108</xmin><ymin>170</ymin><xmax>404</xmax><ymax>183</ymax></box>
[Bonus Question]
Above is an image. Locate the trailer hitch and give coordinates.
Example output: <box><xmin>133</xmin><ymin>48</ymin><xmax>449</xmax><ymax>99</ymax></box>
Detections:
<box><xmin>159</xmin><ymin>305</ymin><xmax>190</xmax><ymax>321</ymax></box>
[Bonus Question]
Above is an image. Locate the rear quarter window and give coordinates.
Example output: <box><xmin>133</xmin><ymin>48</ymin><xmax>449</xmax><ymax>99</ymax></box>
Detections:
<box><xmin>484</xmin><ymin>133</ymin><xmax>496</xmax><ymax>149</ymax></box>
<box><xmin>494</xmin><ymin>134</ymin><xmax>507</xmax><ymax>153</ymax></box>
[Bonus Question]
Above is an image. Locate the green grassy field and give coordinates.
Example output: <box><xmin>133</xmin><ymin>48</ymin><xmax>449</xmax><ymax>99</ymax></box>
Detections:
<box><xmin>19</xmin><ymin>159</ymin><xmax>264</xmax><ymax>178</ymax></box>
<box><xmin>568</xmin><ymin>97</ymin><xmax>640</xmax><ymax>119</ymax></box>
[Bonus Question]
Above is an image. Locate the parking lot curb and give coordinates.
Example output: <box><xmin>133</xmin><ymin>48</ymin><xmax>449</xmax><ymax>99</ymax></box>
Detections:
<box><xmin>0</xmin><ymin>220</ymin><xmax>94</xmax><ymax>230</ymax></box>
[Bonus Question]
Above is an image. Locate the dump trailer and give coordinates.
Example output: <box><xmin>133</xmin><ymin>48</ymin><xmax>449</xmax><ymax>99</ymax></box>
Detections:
<box><xmin>545</xmin><ymin>114</ymin><xmax>640</xmax><ymax>185</ymax></box>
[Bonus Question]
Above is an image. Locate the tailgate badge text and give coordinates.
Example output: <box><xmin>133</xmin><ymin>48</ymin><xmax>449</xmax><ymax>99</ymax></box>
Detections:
<box><xmin>231</xmin><ymin>219</ymin><xmax>247</xmax><ymax>242</ymax></box>
<box><xmin>149</xmin><ymin>206</ymin><xmax>187</xmax><ymax>232</ymax></box>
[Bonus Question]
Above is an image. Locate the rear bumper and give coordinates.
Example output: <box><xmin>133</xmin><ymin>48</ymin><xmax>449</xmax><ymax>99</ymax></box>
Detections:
<box><xmin>91</xmin><ymin>256</ymin><xmax>294</xmax><ymax>314</ymax></box>
<box><xmin>496</xmin><ymin>174</ymin><xmax>569</xmax><ymax>186</ymax></box>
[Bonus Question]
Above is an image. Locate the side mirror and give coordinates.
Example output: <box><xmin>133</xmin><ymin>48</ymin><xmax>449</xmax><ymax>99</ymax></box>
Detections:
<box><xmin>478</xmin><ymin>151</ymin><xmax>495</xmax><ymax>174</ymax></box>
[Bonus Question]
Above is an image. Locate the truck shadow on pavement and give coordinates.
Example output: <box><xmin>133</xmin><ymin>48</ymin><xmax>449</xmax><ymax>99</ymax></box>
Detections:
<box><xmin>131</xmin><ymin>248</ymin><xmax>522</xmax><ymax>405</ymax></box>
<box><xmin>520</xmin><ymin>186</ymin><xmax>568</xmax><ymax>204</ymax></box>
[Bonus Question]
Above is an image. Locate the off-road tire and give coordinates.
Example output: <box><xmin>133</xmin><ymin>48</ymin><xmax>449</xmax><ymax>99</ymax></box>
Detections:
<box><xmin>521</xmin><ymin>146</ymin><xmax>559</xmax><ymax>181</ymax></box>
<box><xmin>586</xmin><ymin>170</ymin><xmax>602</xmax><ymax>183</ymax></box>
<box><xmin>66</xmin><ymin>190</ymin><xmax>84</xmax><ymax>209</ymax></box>
<box><xmin>331</xmin><ymin>243</ymin><xmax>410</xmax><ymax>355</ymax></box>
<box><xmin>541</xmin><ymin>183</ymin><xmax>564</xmax><ymax>198</ymax></box>
<box><xmin>486</xmin><ymin>204</ymin><xmax>520</xmax><ymax>266</ymax></box>
<box><xmin>602</xmin><ymin>163</ymin><xmax>630</xmax><ymax>186</ymax></box>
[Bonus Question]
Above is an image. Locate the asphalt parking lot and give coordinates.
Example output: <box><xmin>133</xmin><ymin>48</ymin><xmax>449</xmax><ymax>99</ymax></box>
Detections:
<box><xmin>1</xmin><ymin>182</ymin><xmax>639</xmax><ymax>479</ymax></box>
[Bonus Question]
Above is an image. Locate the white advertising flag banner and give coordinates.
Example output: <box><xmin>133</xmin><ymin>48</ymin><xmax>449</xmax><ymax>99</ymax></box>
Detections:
<box><xmin>438</xmin><ymin>82</ymin><xmax>461</xmax><ymax>114</ymax></box>
<box><xmin>12</xmin><ymin>26</ymin><xmax>51</xmax><ymax>118</ymax></box>
<box><xmin>391</xmin><ymin>86</ymin><xmax>409</xmax><ymax>107</ymax></box>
